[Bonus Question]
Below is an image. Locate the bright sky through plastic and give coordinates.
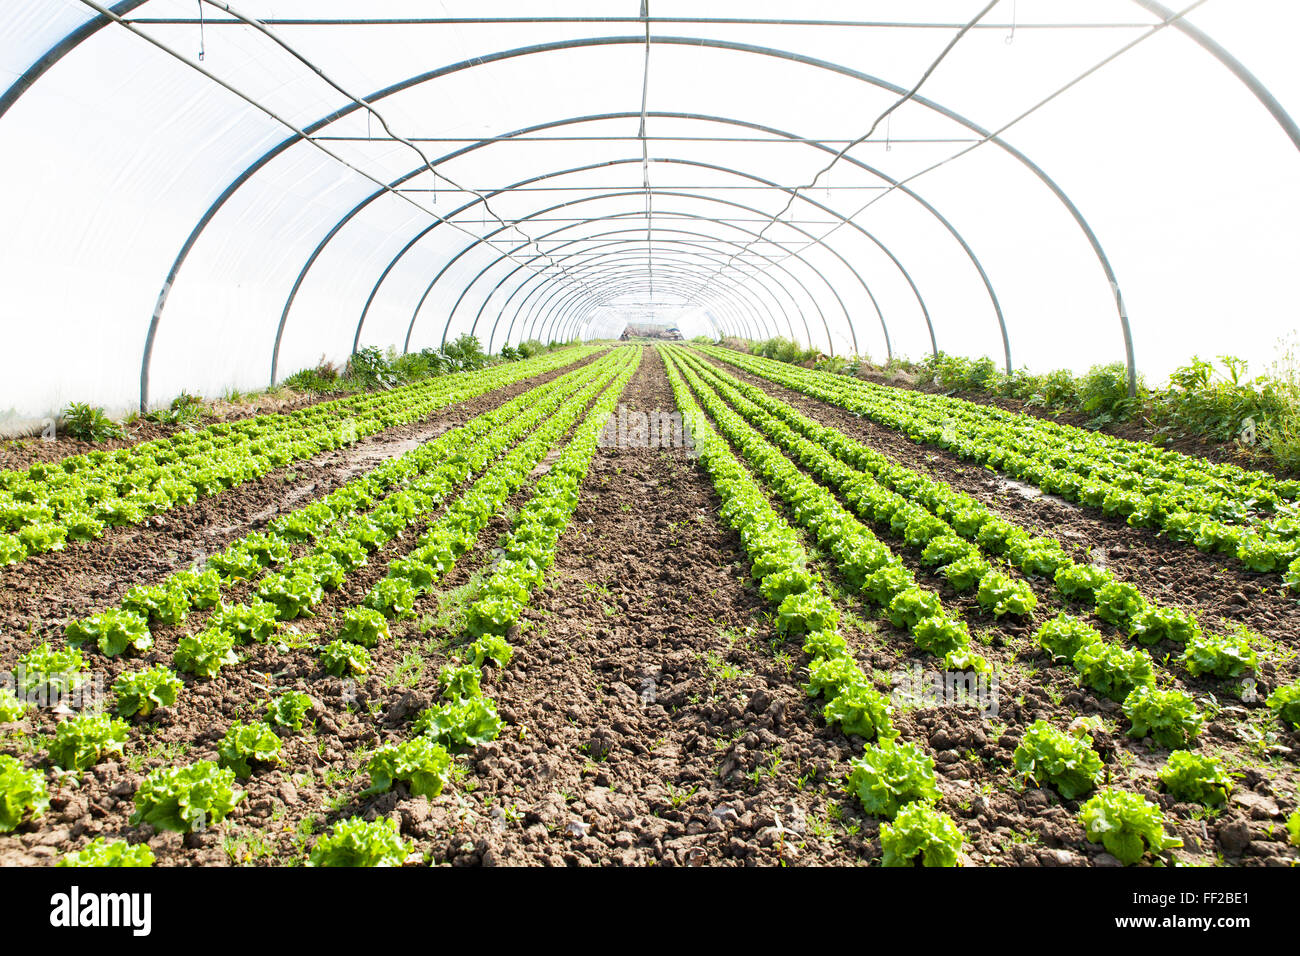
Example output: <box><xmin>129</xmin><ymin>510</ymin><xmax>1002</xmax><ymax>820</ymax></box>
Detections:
<box><xmin>0</xmin><ymin>0</ymin><xmax>1297</xmax><ymax>416</ymax></box>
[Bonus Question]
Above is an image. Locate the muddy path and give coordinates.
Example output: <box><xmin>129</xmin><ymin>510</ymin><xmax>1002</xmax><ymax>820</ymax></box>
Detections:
<box><xmin>0</xmin><ymin>352</ymin><xmax>603</xmax><ymax>644</ymax></box>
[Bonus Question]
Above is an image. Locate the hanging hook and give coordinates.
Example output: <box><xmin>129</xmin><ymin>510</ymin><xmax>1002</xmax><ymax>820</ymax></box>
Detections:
<box><xmin>196</xmin><ymin>0</ymin><xmax>206</xmax><ymax>61</ymax></box>
<box><xmin>1005</xmin><ymin>0</ymin><xmax>1017</xmax><ymax>45</ymax></box>
<box><xmin>885</xmin><ymin>113</ymin><xmax>892</xmax><ymax>152</ymax></box>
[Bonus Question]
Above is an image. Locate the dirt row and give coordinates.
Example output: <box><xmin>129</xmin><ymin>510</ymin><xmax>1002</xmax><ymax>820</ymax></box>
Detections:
<box><xmin>684</xmin><ymin>352</ymin><xmax>1298</xmax><ymax>866</ymax></box>
<box><xmin>0</xmin><ymin>352</ymin><xmax>602</xmax><ymax>645</ymax></box>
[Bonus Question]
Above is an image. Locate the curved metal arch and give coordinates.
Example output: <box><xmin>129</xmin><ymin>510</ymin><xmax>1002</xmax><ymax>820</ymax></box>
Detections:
<box><xmin>537</xmin><ymin>267</ymin><xmax>759</xmax><ymax>344</ymax></box>
<box><xmin>517</xmin><ymin>257</ymin><xmax>784</xmax><ymax>352</ymax></box>
<box><xmin>8</xmin><ymin>16</ymin><xmax>1300</xmax><ymax>404</ymax></box>
<box><xmin>450</xmin><ymin>233</ymin><xmax>817</xmax><ymax>355</ymax></box>
<box><xmin>133</xmin><ymin>35</ymin><xmax>1130</xmax><ymax>407</ymax></box>
<box><xmin>386</xmin><ymin>162</ymin><xmax>940</xmax><ymax>364</ymax></box>
<box><xmin>514</xmin><ymin>245</ymin><xmax>820</xmax><ymax>349</ymax></box>
<box><xmin>476</xmin><ymin>209</ymin><xmax>885</xmax><ymax>354</ymax></box>
<box><xmin>442</xmin><ymin>220</ymin><xmax>855</xmax><ymax>358</ymax></box>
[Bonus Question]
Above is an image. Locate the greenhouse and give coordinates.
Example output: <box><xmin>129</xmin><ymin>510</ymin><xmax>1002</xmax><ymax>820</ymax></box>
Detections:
<box><xmin>0</xmin><ymin>1</ymin><xmax>1297</xmax><ymax>886</ymax></box>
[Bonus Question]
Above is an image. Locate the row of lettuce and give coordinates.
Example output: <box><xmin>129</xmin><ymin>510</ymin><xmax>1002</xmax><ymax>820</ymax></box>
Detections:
<box><xmin>0</xmin><ymin>346</ymin><xmax>599</xmax><ymax>569</ymax></box>
<box><xmin>698</xmin><ymin>345</ymin><xmax>1300</xmax><ymax>585</ymax></box>
<box><xmin>0</xmin><ymin>349</ymin><xmax>637</xmax><ymax>865</ymax></box>
<box><xmin>665</xmin><ymin>346</ymin><xmax>1299</xmax><ymax>865</ymax></box>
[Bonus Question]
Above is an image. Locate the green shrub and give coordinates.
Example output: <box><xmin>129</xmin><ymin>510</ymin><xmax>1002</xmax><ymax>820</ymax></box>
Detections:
<box><xmin>61</xmin><ymin>403</ymin><xmax>123</xmax><ymax>442</ymax></box>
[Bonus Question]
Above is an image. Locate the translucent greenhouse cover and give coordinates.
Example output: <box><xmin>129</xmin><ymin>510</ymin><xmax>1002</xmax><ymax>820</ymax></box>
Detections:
<box><xmin>0</xmin><ymin>0</ymin><xmax>1297</xmax><ymax>418</ymax></box>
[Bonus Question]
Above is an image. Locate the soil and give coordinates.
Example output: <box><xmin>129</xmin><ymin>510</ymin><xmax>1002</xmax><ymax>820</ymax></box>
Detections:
<box><xmin>1</xmin><ymin>347</ymin><xmax>1296</xmax><ymax>867</ymax></box>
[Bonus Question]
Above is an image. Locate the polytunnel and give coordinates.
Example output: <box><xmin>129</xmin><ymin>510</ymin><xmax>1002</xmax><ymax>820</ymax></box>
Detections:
<box><xmin>1</xmin><ymin>0</ymin><xmax>1298</xmax><ymax>418</ymax></box>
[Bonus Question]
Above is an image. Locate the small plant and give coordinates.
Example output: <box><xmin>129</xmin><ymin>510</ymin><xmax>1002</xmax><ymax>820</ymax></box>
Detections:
<box><xmin>173</xmin><ymin>627</ymin><xmax>239</xmax><ymax>678</ymax></box>
<box><xmin>265</xmin><ymin>691</ymin><xmax>313</xmax><ymax>732</ymax></box>
<box><xmin>48</xmin><ymin>712</ymin><xmax>130</xmax><ymax>771</ymax></box>
<box><xmin>467</xmin><ymin>633</ymin><xmax>512</xmax><ymax>669</ymax></box>
<box><xmin>1157</xmin><ymin>751</ymin><xmax>1232</xmax><ymax>806</ymax></box>
<box><xmin>1035</xmin><ymin>614</ymin><xmax>1103</xmax><ymax>662</ymax></box>
<box><xmin>1054</xmin><ymin>564</ymin><xmax>1109</xmax><ymax>603</ymax></box>
<box><xmin>218</xmin><ymin>721</ymin><xmax>283</xmax><ymax>778</ymax></box>
<box><xmin>1128</xmin><ymin>605</ymin><xmax>1201</xmax><ymax>646</ymax></box>
<box><xmin>1266</xmin><ymin>681</ymin><xmax>1300</xmax><ymax>729</ymax></box>
<box><xmin>823</xmin><ymin>683</ymin><xmax>894</xmax><ymax>741</ymax></box>
<box><xmin>805</xmin><ymin>654</ymin><xmax>866</xmax><ymax>701</ymax></box>
<box><xmin>880</xmin><ymin>801</ymin><xmax>964</xmax><ymax>867</ymax></box>
<box><xmin>338</xmin><ymin>607</ymin><xmax>390</xmax><ymax>647</ymax></box>
<box><xmin>941</xmin><ymin>553</ymin><xmax>990</xmax><ymax>593</ymax></box>
<box><xmin>58</xmin><ymin>837</ymin><xmax>155</xmax><ymax>867</ymax></box>
<box><xmin>846</xmin><ymin>740</ymin><xmax>940</xmax><ymax>818</ymax></box>
<box><xmin>16</xmin><ymin>643</ymin><xmax>88</xmax><ymax>697</ymax></box>
<box><xmin>1094</xmin><ymin>581</ymin><xmax>1148</xmax><ymax>629</ymax></box>
<box><xmin>1122</xmin><ymin>685</ymin><xmax>1203</xmax><ymax>749</ymax></box>
<box><xmin>437</xmin><ymin>663</ymin><xmax>483</xmax><ymax>703</ymax></box>
<box><xmin>130</xmin><ymin>761</ymin><xmax>243</xmax><ymax>833</ymax></box>
<box><xmin>0</xmin><ymin>754</ymin><xmax>48</xmax><ymax>832</ymax></box>
<box><xmin>257</xmin><ymin>569</ymin><xmax>324</xmax><ymax>621</ymax></box>
<box><xmin>775</xmin><ymin>590</ymin><xmax>839</xmax><ymax>636</ymax></box>
<box><xmin>0</xmin><ymin>688</ymin><xmax>28</xmax><ymax>723</ymax></box>
<box><xmin>976</xmin><ymin>570</ymin><xmax>1037</xmax><ymax>618</ymax></box>
<box><xmin>61</xmin><ymin>402</ymin><xmax>123</xmax><ymax>443</ymax></box>
<box><xmin>911</xmin><ymin>614</ymin><xmax>970</xmax><ymax>656</ymax></box>
<box><xmin>365</xmin><ymin>737</ymin><xmax>453</xmax><ymax>798</ymax></box>
<box><xmin>413</xmin><ymin>697</ymin><xmax>504</xmax><ymax>750</ymax></box>
<box><xmin>65</xmin><ymin>608</ymin><xmax>153</xmax><ymax>657</ymax></box>
<box><xmin>319</xmin><ymin>639</ymin><xmax>370</xmax><ymax>677</ymax></box>
<box><xmin>308</xmin><ymin>816</ymin><xmax>411</xmax><ymax>867</ymax></box>
<box><xmin>1077</xmin><ymin>789</ymin><xmax>1181</xmax><ymax>865</ymax></box>
<box><xmin>208</xmin><ymin>601</ymin><xmax>280</xmax><ymax>644</ymax></box>
<box><xmin>886</xmin><ymin>587</ymin><xmax>942</xmax><ymax>630</ymax></box>
<box><xmin>1012</xmin><ymin>720</ymin><xmax>1103</xmax><ymax>800</ymax></box>
<box><xmin>122</xmin><ymin>582</ymin><xmax>191</xmax><ymax>627</ymax></box>
<box><xmin>1180</xmin><ymin>628</ymin><xmax>1258</xmax><ymax>679</ymax></box>
<box><xmin>1073</xmin><ymin>641</ymin><xmax>1155</xmax><ymax>701</ymax></box>
<box><xmin>1288</xmin><ymin>809</ymin><xmax>1300</xmax><ymax>848</ymax></box>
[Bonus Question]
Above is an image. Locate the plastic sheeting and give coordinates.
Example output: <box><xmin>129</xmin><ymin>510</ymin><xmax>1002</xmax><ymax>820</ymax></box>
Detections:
<box><xmin>0</xmin><ymin>1</ymin><xmax>1297</xmax><ymax>417</ymax></box>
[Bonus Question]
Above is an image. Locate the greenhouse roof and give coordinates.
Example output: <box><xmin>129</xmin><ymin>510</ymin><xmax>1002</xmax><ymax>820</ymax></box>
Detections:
<box><xmin>1</xmin><ymin>1</ymin><xmax>1297</xmax><ymax>415</ymax></box>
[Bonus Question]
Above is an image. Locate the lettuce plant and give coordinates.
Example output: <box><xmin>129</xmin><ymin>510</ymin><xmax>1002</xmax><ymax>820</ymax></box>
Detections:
<box><xmin>941</xmin><ymin>553</ymin><xmax>990</xmax><ymax>593</ymax></box>
<box><xmin>364</xmin><ymin>577</ymin><xmax>419</xmax><ymax>619</ymax></box>
<box><xmin>1266</xmin><ymin>681</ymin><xmax>1300</xmax><ymax>729</ymax></box>
<box><xmin>911</xmin><ymin>614</ymin><xmax>970</xmax><ymax>656</ymax></box>
<box><xmin>58</xmin><ymin>837</ymin><xmax>155</xmax><ymax>867</ymax></box>
<box><xmin>173</xmin><ymin>627</ymin><xmax>239</xmax><ymax>678</ymax></box>
<box><xmin>112</xmin><ymin>665</ymin><xmax>183</xmax><ymax>719</ymax></box>
<box><xmin>1012</xmin><ymin>720</ymin><xmax>1102</xmax><ymax>799</ymax></box>
<box><xmin>319</xmin><ymin>639</ymin><xmax>370</xmax><ymax>677</ymax></box>
<box><xmin>0</xmin><ymin>688</ymin><xmax>27</xmax><ymax>723</ymax></box>
<box><xmin>467</xmin><ymin>633</ymin><xmax>512</xmax><ymax>669</ymax></box>
<box><xmin>1073</xmin><ymin>641</ymin><xmax>1155</xmax><ymax>701</ymax></box>
<box><xmin>208</xmin><ymin>600</ymin><xmax>280</xmax><ymax>644</ymax></box>
<box><xmin>846</xmin><ymin>740</ymin><xmax>940</xmax><ymax>818</ymax></box>
<box><xmin>413</xmin><ymin>698</ymin><xmax>504</xmax><ymax>749</ymax></box>
<box><xmin>1122</xmin><ymin>685</ymin><xmax>1203</xmax><ymax>749</ymax></box>
<box><xmin>0</xmin><ymin>754</ymin><xmax>48</xmax><ymax>832</ymax></box>
<box><xmin>365</xmin><ymin>737</ymin><xmax>453</xmax><ymax>798</ymax></box>
<box><xmin>16</xmin><ymin>643</ymin><xmax>88</xmax><ymax>697</ymax></box>
<box><xmin>1054</xmin><ymin>563</ymin><xmax>1109</xmax><ymax>603</ymax></box>
<box><xmin>1094</xmin><ymin>581</ymin><xmax>1148</xmax><ymax>629</ymax></box>
<box><xmin>823</xmin><ymin>683</ymin><xmax>894</xmax><ymax>741</ymax></box>
<box><xmin>48</xmin><ymin>712</ymin><xmax>129</xmax><ymax>771</ymax></box>
<box><xmin>308</xmin><ymin>816</ymin><xmax>411</xmax><ymax>868</ymax></box>
<box><xmin>805</xmin><ymin>654</ymin><xmax>866</xmax><ymax>701</ymax></box>
<box><xmin>1035</xmin><ymin>614</ymin><xmax>1102</xmax><ymax>662</ymax></box>
<box><xmin>1181</xmin><ymin>628</ymin><xmax>1258</xmax><ymax>679</ymax></box>
<box><xmin>775</xmin><ymin>590</ymin><xmax>839</xmax><ymax>636</ymax></box>
<box><xmin>438</xmin><ymin>663</ymin><xmax>483</xmax><ymax>703</ymax></box>
<box><xmin>976</xmin><ymin>570</ymin><xmax>1037</xmax><ymax>618</ymax></box>
<box><xmin>1078</xmin><ymin>789</ymin><xmax>1182</xmax><ymax>865</ymax></box>
<box><xmin>338</xmin><ymin>607</ymin><xmax>390</xmax><ymax>648</ymax></box>
<box><xmin>130</xmin><ymin>761</ymin><xmax>243</xmax><ymax>833</ymax></box>
<box><xmin>265</xmin><ymin>692</ymin><xmax>314</xmax><ymax>732</ymax></box>
<box><xmin>880</xmin><ymin>801</ymin><xmax>963</xmax><ymax>867</ymax></box>
<box><xmin>122</xmin><ymin>582</ymin><xmax>190</xmax><ymax>627</ymax></box>
<box><xmin>1157</xmin><ymin>751</ymin><xmax>1232</xmax><ymax>806</ymax></box>
<box><xmin>1128</xmin><ymin>605</ymin><xmax>1201</xmax><ymax>646</ymax></box>
<box><xmin>257</xmin><ymin>569</ymin><xmax>324</xmax><ymax>620</ymax></box>
<box><xmin>218</xmin><ymin>721</ymin><xmax>283</xmax><ymax>778</ymax></box>
<box><xmin>65</xmin><ymin>608</ymin><xmax>153</xmax><ymax>657</ymax></box>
